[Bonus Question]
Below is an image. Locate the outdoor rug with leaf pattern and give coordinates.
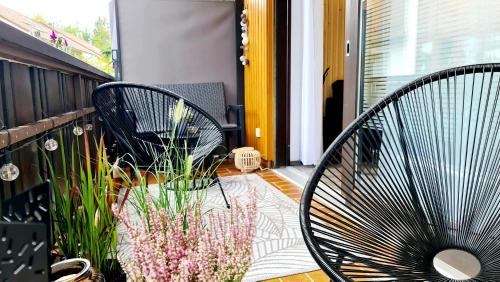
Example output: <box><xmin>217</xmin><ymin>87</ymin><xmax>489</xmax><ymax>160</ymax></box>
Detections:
<box><xmin>209</xmin><ymin>174</ymin><xmax>320</xmax><ymax>281</ymax></box>
<box><xmin>118</xmin><ymin>174</ymin><xmax>319</xmax><ymax>281</ymax></box>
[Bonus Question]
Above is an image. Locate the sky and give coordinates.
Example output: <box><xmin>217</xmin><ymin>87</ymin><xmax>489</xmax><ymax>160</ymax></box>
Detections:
<box><xmin>0</xmin><ymin>0</ymin><xmax>111</xmax><ymax>30</ymax></box>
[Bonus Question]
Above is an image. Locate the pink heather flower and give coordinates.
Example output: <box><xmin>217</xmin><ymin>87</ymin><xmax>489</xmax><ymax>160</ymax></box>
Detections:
<box><xmin>116</xmin><ymin>192</ymin><xmax>257</xmax><ymax>281</ymax></box>
<box><xmin>50</xmin><ymin>30</ymin><xmax>57</xmax><ymax>42</ymax></box>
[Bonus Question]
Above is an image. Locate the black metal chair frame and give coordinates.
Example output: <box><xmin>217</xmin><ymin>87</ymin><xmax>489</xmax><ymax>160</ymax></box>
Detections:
<box><xmin>300</xmin><ymin>64</ymin><xmax>500</xmax><ymax>281</ymax></box>
<box><xmin>93</xmin><ymin>82</ymin><xmax>230</xmax><ymax>208</ymax></box>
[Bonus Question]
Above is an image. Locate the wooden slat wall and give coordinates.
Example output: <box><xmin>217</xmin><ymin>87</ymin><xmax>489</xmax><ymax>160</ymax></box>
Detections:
<box><xmin>0</xmin><ymin>59</ymin><xmax>106</xmax><ymax>202</ymax></box>
<box><xmin>323</xmin><ymin>0</ymin><xmax>345</xmax><ymax>107</ymax></box>
<box><xmin>243</xmin><ymin>0</ymin><xmax>275</xmax><ymax>162</ymax></box>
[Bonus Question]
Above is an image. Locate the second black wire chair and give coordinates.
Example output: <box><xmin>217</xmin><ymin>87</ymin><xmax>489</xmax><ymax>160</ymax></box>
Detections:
<box><xmin>92</xmin><ymin>82</ymin><xmax>229</xmax><ymax>207</ymax></box>
<box><xmin>300</xmin><ymin>64</ymin><xmax>500</xmax><ymax>281</ymax></box>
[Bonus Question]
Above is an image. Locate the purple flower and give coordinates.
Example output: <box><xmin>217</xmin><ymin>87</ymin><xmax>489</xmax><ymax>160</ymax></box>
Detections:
<box><xmin>50</xmin><ymin>30</ymin><xmax>57</xmax><ymax>42</ymax></box>
<box><xmin>63</xmin><ymin>39</ymin><xmax>68</xmax><ymax>46</ymax></box>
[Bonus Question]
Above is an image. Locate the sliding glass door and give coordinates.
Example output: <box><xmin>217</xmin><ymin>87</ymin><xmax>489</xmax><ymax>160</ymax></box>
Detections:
<box><xmin>359</xmin><ymin>0</ymin><xmax>500</xmax><ymax>111</ymax></box>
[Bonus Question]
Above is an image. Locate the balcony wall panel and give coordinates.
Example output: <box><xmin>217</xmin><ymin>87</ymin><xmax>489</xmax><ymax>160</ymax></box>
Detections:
<box><xmin>243</xmin><ymin>0</ymin><xmax>275</xmax><ymax>162</ymax></box>
<box><xmin>0</xmin><ymin>29</ymin><xmax>112</xmax><ymax>203</ymax></box>
<box><xmin>0</xmin><ymin>61</ymin><xmax>109</xmax><ymax>199</ymax></box>
<box><xmin>115</xmin><ymin>0</ymin><xmax>238</xmax><ymax>106</ymax></box>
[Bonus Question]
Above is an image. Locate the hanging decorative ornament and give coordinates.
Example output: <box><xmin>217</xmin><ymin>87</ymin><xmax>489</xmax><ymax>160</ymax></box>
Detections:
<box><xmin>85</xmin><ymin>123</ymin><xmax>93</xmax><ymax>131</ymax></box>
<box><xmin>242</xmin><ymin>9</ymin><xmax>248</xmax><ymax>15</ymax></box>
<box><xmin>240</xmin><ymin>55</ymin><xmax>249</xmax><ymax>66</ymax></box>
<box><xmin>73</xmin><ymin>126</ymin><xmax>84</xmax><ymax>136</ymax></box>
<box><xmin>242</xmin><ymin>37</ymin><xmax>249</xmax><ymax>46</ymax></box>
<box><xmin>44</xmin><ymin>138</ymin><xmax>58</xmax><ymax>151</ymax></box>
<box><xmin>242</xmin><ymin>32</ymin><xmax>248</xmax><ymax>38</ymax></box>
<box><xmin>0</xmin><ymin>162</ymin><xmax>19</xmax><ymax>181</ymax></box>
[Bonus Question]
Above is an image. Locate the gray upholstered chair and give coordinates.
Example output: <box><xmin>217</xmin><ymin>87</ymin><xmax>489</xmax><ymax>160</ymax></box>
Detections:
<box><xmin>156</xmin><ymin>82</ymin><xmax>245</xmax><ymax>148</ymax></box>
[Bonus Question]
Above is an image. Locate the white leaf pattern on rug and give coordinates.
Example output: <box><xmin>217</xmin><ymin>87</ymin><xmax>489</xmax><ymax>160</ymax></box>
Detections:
<box><xmin>207</xmin><ymin>174</ymin><xmax>319</xmax><ymax>282</ymax></box>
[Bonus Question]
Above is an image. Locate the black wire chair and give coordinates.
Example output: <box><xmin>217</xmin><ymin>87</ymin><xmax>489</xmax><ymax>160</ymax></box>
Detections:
<box><xmin>92</xmin><ymin>82</ymin><xmax>229</xmax><ymax>207</ymax></box>
<box><xmin>300</xmin><ymin>64</ymin><xmax>500</xmax><ymax>281</ymax></box>
<box><xmin>93</xmin><ymin>82</ymin><xmax>224</xmax><ymax>164</ymax></box>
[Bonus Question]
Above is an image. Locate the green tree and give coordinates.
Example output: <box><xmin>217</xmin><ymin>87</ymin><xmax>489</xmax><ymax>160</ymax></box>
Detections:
<box><xmin>63</xmin><ymin>25</ymin><xmax>91</xmax><ymax>42</ymax></box>
<box><xmin>91</xmin><ymin>17</ymin><xmax>111</xmax><ymax>58</ymax></box>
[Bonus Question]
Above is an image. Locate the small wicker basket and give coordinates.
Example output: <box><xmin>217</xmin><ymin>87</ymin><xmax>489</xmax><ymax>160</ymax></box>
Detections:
<box><xmin>233</xmin><ymin>147</ymin><xmax>261</xmax><ymax>172</ymax></box>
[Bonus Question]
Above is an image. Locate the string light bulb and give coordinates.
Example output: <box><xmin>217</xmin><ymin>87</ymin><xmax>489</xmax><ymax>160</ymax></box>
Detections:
<box><xmin>73</xmin><ymin>126</ymin><xmax>84</xmax><ymax>136</ymax></box>
<box><xmin>85</xmin><ymin>123</ymin><xmax>93</xmax><ymax>131</ymax></box>
<box><xmin>0</xmin><ymin>152</ymin><xmax>19</xmax><ymax>181</ymax></box>
<box><xmin>0</xmin><ymin>163</ymin><xmax>19</xmax><ymax>181</ymax></box>
<box><xmin>44</xmin><ymin>137</ymin><xmax>58</xmax><ymax>151</ymax></box>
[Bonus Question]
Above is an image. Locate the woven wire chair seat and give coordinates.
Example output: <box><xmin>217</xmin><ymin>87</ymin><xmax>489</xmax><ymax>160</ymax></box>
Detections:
<box><xmin>92</xmin><ymin>82</ymin><xmax>224</xmax><ymax>165</ymax></box>
<box><xmin>300</xmin><ymin>64</ymin><xmax>500</xmax><ymax>281</ymax></box>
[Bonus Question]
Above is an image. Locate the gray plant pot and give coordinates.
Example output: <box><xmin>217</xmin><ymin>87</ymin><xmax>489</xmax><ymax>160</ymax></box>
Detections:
<box><xmin>51</xmin><ymin>258</ymin><xmax>104</xmax><ymax>282</ymax></box>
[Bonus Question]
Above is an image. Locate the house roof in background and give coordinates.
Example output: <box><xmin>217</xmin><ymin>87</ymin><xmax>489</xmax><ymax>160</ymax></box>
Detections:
<box><xmin>0</xmin><ymin>4</ymin><xmax>101</xmax><ymax>58</ymax></box>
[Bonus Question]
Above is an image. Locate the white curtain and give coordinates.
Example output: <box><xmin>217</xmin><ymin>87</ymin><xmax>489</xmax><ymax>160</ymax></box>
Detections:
<box><xmin>289</xmin><ymin>0</ymin><xmax>303</xmax><ymax>163</ymax></box>
<box><xmin>297</xmin><ymin>0</ymin><xmax>324</xmax><ymax>165</ymax></box>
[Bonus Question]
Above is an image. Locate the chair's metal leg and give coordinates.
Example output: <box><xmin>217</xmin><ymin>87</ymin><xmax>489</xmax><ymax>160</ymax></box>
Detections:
<box><xmin>214</xmin><ymin>176</ymin><xmax>230</xmax><ymax>209</ymax></box>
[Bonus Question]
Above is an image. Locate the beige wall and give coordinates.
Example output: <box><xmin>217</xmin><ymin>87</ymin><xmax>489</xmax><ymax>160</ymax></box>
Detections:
<box><xmin>115</xmin><ymin>0</ymin><xmax>238</xmax><ymax>105</ymax></box>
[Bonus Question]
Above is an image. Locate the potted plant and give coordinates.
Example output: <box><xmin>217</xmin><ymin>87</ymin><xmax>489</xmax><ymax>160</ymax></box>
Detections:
<box><xmin>44</xmin><ymin>130</ymin><xmax>126</xmax><ymax>281</ymax></box>
<box><xmin>116</xmin><ymin>193</ymin><xmax>257</xmax><ymax>281</ymax></box>
<box><xmin>114</xmin><ymin>99</ymin><xmax>257</xmax><ymax>280</ymax></box>
<box><xmin>123</xmin><ymin>99</ymin><xmax>225</xmax><ymax>225</ymax></box>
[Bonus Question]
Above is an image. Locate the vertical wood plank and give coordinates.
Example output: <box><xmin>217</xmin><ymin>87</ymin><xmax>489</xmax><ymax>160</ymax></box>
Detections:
<box><xmin>0</xmin><ymin>61</ymin><xmax>15</xmax><ymax>198</ymax></box>
<box><xmin>11</xmin><ymin>64</ymin><xmax>35</xmax><ymax>125</ymax></box>
<box><xmin>323</xmin><ymin>0</ymin><xmax>345</xmax><ymax>104</ymax></box>
<box><xmin>243</xmin><ymin>0</ymin><xmax>275</xmax><ymax>162</ymax></box>
<box><xmin>74</xmin><ymin>74</ymin><xmax>85</xmax><ymax>109</ymax></box>
<box><xmin>1</xmin><ymin>61</ymin><xmax>16</xmax><ymax>127</ymax></box>
<box><xmin>45</xmin><ymin>70</ymin><xmax>62</xmax><ymax>116</ymax></box>
<box><xmin>39</xmin><ymin>69</ymin><xmax>49</xmax><ymax>119</ymax></box>
<box><xmin>64</xmin><ymin>74</ymin><xmax>76</xmax><ymax>111</ymax></box>
<box><xmin>30</xmin><ymin>67</ymin><xmax>43</xmax><ymax>121</ymax></box>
